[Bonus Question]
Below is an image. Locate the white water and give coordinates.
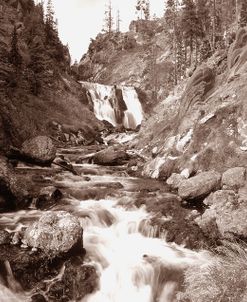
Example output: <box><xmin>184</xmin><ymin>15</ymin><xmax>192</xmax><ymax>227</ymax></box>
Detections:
<box><xmin>122</xmin><ymin>86</ymin><xmax>143</xmax><ymax>129</ymax></box>
<box><xmin>81</xmin><ymin>82</ymin><xmax>117</xmax><ymax>126</ymax></box>
<box><xmin>80</xmin><ymin>82</ymin><xmax>143</xmax><ymax>129</ymax></box>
<box><xmin>74</xmin><ymin>199</ymin><xmax>211</xmax><ymax>302</ymax></box>
<box><xmin>0</xmin><ymin>197</ymin><xmax>211</xmax><ymax>302</ymax></box>
<box><xmin>0</xmin><ymin>150</ymin><xmax>212</xmax><ymax>302</ymax></box>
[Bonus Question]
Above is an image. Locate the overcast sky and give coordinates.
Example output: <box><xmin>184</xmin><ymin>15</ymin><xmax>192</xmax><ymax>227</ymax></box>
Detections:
<box><xmin>41</xmin><ymin>0</ymin><xmax>164</xmax><ymax>62</ymax></box>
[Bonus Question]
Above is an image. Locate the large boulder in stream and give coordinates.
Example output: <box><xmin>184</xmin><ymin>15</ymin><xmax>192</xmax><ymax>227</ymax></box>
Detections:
<box><xmin>20</xmin><ymin>136</ymin><xmax>56</xmax><ymax>165</ymax></box>
<box><xmin>178</xmin><ymin>171</ymin><xmax>221</xmax><ymax>201</ymax></box>
<box><xmin>23</xmin><ymin>211</ymin><xmax>83</xmax><ymax>255</ymax></box>
<box><xmin>93</xmin><ymin>146</ymin><xmax>130</xmax><ymax>165</ymax></box>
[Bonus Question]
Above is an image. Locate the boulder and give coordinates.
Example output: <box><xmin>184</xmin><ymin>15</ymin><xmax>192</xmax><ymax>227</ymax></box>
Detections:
<box><xmin>21</xmin><ymin>136</ymin><xmax>56</xmax><ymax>165</ymax></box>
<box><xmin>166</xmin><ymin>173</ymin><xmax>185</xmax><ymax>190</ymax></box>
<box><xmin>196</xmin><ymin>190</ymin><xmax>247</xmax><ymax>239</ymax></box>
<box><xmin>46</xmin><ymin>262</ymin><xmax>98</xmax><ymax>301</ymax></box>
<box><xmin>178</xmin><ymin>171</ymin><xmax>221</xmax><ymax>200</ymax></box>
<box><xmin>0</xmin><ymin>156</ymin><xmax>31</xmax><ymax>210</ymax></box>
<box><xmin>0</xmin><ymin>230</ymin><xmax>11</xmax><ymax>245</ymax></box>
<box><xmin>222</xmin><ymin>167</ymin><xmax>246</xmax><ymax>190</ymax></box>
<box><xmin>23</xmin><ymin>211</ymin><xmax>82</xmax><ymax>255</ymax></box>
<box><xmin>93</xmin><ymin>147</ymin><xmax>129</xmax><ymax>166</ymax></box>
<box><xmin>35</xmin><ymin>186</ymin><xmax>63</xmax><ymax>209</ymax></box>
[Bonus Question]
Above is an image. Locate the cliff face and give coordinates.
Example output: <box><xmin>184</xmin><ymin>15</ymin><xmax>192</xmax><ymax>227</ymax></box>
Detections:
<box><xmin>136</xmin><ymin>26</ymin><xmax>247</xmax><ymax>177</ymax></box>
<box><xmin>0</xmin><ymin>0</ymin><xmax>102</xmax><ymax>150</ymax></box>
<box><xmin>78</xmin><ymin>19</ymin><xmax>174</xmax><ymax>108</ymax></box>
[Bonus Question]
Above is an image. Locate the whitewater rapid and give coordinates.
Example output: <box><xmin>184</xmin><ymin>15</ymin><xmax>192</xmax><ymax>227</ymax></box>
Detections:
<box><xmin>76</xmin><ymin>199</ymin><xmax>210</xmax><ymax>302</ymax></box>
<box><xmin>0</xmin><ymin>143</ymin><xmax>211</xmax><ymax>302</ymax></box>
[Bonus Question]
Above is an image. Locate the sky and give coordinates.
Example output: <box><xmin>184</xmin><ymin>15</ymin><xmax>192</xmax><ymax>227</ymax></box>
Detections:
<box><xmin>40</xmin><ymin>0</ymin><xmax>165</xmax><ymax>62</ymax></box>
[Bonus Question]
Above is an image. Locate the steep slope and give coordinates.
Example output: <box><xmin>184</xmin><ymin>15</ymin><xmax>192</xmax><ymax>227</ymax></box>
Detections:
<box><xmin>128</xmin><ymin>26</ymin><xmax>247</xmax><ymax>243</ymax></box>
<box><xmin>136</xmin><ymin>27</ymin><xmax>247</xmax><ymax>176</ymax></box>
<box><xmin>0</xmin><ymin>0</ymin><xmax>102</xmax><ymax>150</ymax></box>
<box><xmin>78</xmin><ymin>19</ymin><xmax>174</xmax><ymax>108</ymax></box>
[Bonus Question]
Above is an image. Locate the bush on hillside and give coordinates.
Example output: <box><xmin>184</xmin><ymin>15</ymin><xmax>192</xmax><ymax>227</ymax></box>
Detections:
<box><xmin>177</xmin><ymin>241</ymin><xmax>247</xmax><ymax>302</ymax></box>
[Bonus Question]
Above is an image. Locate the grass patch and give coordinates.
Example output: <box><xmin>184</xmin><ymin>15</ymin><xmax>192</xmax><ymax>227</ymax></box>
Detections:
<box><xmin>177</xmin><ymin>241</ymin><xmax>247</xmax><ymax>302</ymax></box>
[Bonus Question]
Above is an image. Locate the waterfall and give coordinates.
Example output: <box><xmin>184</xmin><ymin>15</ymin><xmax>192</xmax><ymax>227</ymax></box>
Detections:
<box><xmin>80</xmin><ymin>82</ymin><xmax>143</xmax><ymax>129</ymax></box>
<box><xmin>122</xmin><ymin>86</ymin><xmax>143</xmax><ymax>129</ymax></box>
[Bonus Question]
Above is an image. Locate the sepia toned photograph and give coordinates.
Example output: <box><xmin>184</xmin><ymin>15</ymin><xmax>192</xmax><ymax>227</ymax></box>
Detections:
<box><xmin>0</xmin><ymin>0</ymin><xmax>247</xmax><ymax>301</ymax></box>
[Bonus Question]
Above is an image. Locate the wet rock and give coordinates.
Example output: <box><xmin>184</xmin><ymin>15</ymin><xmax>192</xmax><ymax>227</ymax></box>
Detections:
<box><xmin>31</xmin><ymin>294</ymin><xmax>47</xmax><ymax>302</ymax></box>
<box><xmin>23</xmin><ymin>211</ymin><xmax>83</xmax><ymax>256</ymax></box>
<box><xmin>46</xmin><ymin>260</ymin><xmax>98</xmax><ymax>301</ymax></box>
<box><xmin>222</xmin><ymin>167</ymin><xmax>246</xmax><ymax>190</ymax></box>
<box><xmin>0</xmin><ymin>156</ymin><xmax>32</xmax><ymax>211</ymax></box>
<box><xmin>196</xmin><ymin>190</ymin><xmax>247</xmax><ymax>240</ymax></box>
<box><xmin>93</xmin><ymin>146</ymin><xmax>129</xmax><ymax>166</ymax></box>
<box><xmin>136</xmin><ymin>192</ymin><xmax>208</xmax><ymax>249</ymax></box>
<box><xmin>178</xmin><ymin>171</ymin><xmax>221</xmax><ymax>201</ymax></box>
<box><xmin>166</xmin><ymin>173</ymin><xmax>185</xmax><ymax>190</ymax></box>
<box><xmin>0</xmin><ymin>230</ymin><xmax>11</xmax><ymax>245</ymax></box>
<box><xmin>21</xmin><ymin>136</ymin><xmax>56</xmax><ymax>165</ymax></box>
<box><xmin>158</xmin><ymin>159</ymin><xmax>176</xmax><ymax>180</ymax></box>
<box><xmin>53</xmin><ymin>155</ymin><xmax>78</xmax><ymax>175</ymax></box>
<box><xmin>36</xmin><ymin>186</ymin><xmax>63</xmax><ymax>209</ymax></box>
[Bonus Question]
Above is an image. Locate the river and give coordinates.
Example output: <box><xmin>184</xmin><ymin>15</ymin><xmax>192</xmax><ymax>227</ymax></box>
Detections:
<box><xmin>0</xmin><ymin>138</ymin><xmax>210</xmax><ymax>302</ymax></box>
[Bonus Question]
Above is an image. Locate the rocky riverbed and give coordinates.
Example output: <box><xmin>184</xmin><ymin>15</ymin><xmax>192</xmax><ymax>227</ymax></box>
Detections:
<box><xmin>1</xmin><ymin>131</ymin><xmax>247</xmax><ymax>301</ymax></box>
<box><xmin>0</xmin><ymin>132</ymin><xmax>215</xmax><ymax>302</ymax></box>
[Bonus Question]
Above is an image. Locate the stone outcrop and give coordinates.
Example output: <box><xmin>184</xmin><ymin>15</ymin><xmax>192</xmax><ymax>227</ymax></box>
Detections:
<box><xmin>196</xmin><ymin>190</ymin><xmax>247</xmax><ymax>239</ymax></box>
<box><xmin>221</xmin><ymin>167</ymin><xmax>246</xmax><ymax>190</ymax></box>
<box><xmin>23</xmin><ymin>211</ymin><xmax>83</xmax><ymax>255</ymax></box>
<box><xmin>178</xmin><ymin>171</ymin><xmax>221</xmax><ymax>200</ymax></box>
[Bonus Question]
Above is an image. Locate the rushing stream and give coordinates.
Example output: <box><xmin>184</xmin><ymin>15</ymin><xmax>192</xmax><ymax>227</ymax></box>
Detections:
<box><xmin>0</xmin><ymin>138</ymin><xmax>210</xmax><ymax>302</ymax></box>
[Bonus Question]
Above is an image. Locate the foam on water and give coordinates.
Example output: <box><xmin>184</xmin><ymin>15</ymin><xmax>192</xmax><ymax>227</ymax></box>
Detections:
<box><xmin>76</xmin><ymin>199</ymin><xmax>211</xmax><ymax>302</ymax></box>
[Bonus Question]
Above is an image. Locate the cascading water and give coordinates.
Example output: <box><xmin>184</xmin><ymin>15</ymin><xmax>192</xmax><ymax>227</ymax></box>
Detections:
<box><xmin>80</xmin><ymin>82</ymin><xmax>143</xmax><ymax>129</ymax></box>
<box><xmin>0</xmin><ymin>144</ymin><xmax>211</xmax><ymax>302</ymax></box>
<box><xmin>77</xmin><ymin>199</ymin><xmax>210</xmax><ymax>302</ymax></box>
<box><xmin>121</xmin><ymin>86</ymin><xmax>143</xmax><ymax>129</ymax></box>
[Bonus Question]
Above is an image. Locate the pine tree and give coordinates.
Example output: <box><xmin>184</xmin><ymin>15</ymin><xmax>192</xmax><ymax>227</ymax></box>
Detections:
<box><xmin>45</xmin><ymin>0</ymin><xmax>56</xmax><ymax>40</ymax></box>
<box><xmin>165</xmin><ymin>0</ymin><xmax>180</xmax><ymax>84</ymax></box>
<box><xmin>144</xmin><ymin>0</ymin><xmax>150</xmax><ymax>20</ymax></box>
<box><xmin>136</xmin><ymin>0</ymin><xmax>149</xmax><ymax>20</ymax></box>
<box><xmin>9</xmin><ymin>26</ymin><xmax>22</xmax><ymax>69</ymax></box>
<box><xmin>240</xmin><ymin>0</ymin><xmax>247</xmax><ymax>27</ymax></box>
<box><xmin>44</xmin><ymin>0</ymin><xmax>65</xmax><ymax>63</ymax></box>
<box><xmin>181</xmin><ymin>0</ymin><xmax>199</xmax><ymax>65</ymax></box>
<box><xmin>103</xmin><ymin>0</ymin><xmax>114</xmax><ymax>34</ymax></box>
<box><xmin>116</xmin><ymin>9</ymin><xmax>121</xmax><ymax>32</ymax></box>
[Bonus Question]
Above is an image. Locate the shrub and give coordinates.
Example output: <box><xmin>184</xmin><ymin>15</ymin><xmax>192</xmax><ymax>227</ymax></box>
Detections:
<box><xmin>177</xmin><ymin>241</ymin><xmax>247</xmax><ymax>302</ymax></box>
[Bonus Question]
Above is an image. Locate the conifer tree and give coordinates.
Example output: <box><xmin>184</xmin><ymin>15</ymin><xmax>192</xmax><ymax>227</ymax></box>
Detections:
<box><xmin>136</xmin><ymin>0</ymin><xmax>149</xmax><ymax>20</ymax></box>
<box><xmin>181</xmin><ymin>0</ymin><xmax>199</xmax><ymax>65</ymax></box>
<box><xmin>240</xmin><ymin>0</ymin><xmax>247</xmax><ymax>27</ymax></box>
<box><xmin>45</xmin><ymin>0</ymin><xmax>56</xmax><ymax>40</ymax></box>
<box><xmin>103</xmin><ymin>0</ymin><xmax>114</xmax><ymax>34</ymax></box>
<box><xmin>9</xmin><ymin>26</ymin><xmax>22</xmax><ymax>69</ymax></box>
<box><xmin>116</xmin><ymin>9</ymin><xmax>121</xmax><ymax>32</ymax></box>
<box><xmin>144</xmin><ymin>0</ymin><xmax>150</xmax><ymax>20</ymax></box>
